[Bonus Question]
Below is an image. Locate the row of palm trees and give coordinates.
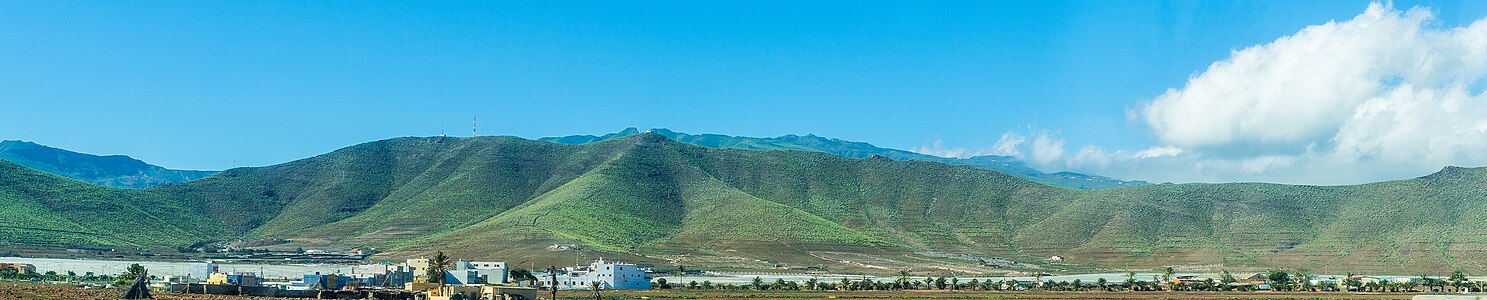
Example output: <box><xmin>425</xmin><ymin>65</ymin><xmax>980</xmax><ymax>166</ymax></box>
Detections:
<box><xmin>420</xmin><ymin>253</ymin><xmax>1478</xmax><ymax>295</ymax></box>
<box><xmin>650</xmin><ymin>268</ymin><xmax>1481</xmax><ymax>293</ymax></box>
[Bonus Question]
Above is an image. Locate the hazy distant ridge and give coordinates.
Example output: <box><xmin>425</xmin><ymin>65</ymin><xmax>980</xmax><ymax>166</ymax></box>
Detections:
<box><xmin>0</xmin><ymin>140</ymin><xmax>215</xmax><ymax>188</ymax></box>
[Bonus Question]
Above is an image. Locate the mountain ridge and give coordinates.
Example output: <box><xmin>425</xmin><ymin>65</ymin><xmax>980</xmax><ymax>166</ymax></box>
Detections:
<box><xmin>539</xmin><ymin>128</ymin><xmax>1147</xmax><ymax>189</ymax></box>
<box><xmin>0</xmin><ymin>140</ymin><xmax>215</xmax><ymax>188</ymax></box>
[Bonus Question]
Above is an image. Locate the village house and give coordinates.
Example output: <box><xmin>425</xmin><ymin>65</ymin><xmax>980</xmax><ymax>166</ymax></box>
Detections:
<box><xmin>351</xmin><ymin>263</ymin><xmax>415</xmax><ymax>288</ymax></box>
<box><xmin>538</xmin><ymin>259</ymin><xmax>652</xmax><ymax>290</ymax></box>
<box><xmin>0</xmin><ymin>263</ymin><xmax>35</xmax><ymax>274</ymax></box>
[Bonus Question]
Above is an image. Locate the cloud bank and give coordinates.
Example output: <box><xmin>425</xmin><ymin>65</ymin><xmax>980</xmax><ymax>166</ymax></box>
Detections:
<box><xmin>1002</xmin><ymin>3</ymin><xmax>1487</xmax><ymax>185</ymax></box>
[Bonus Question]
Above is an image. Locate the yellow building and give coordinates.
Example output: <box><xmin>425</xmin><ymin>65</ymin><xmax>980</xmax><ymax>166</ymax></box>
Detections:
<box><xmin>205</xmin><ymin>272</ymin><xmax>260</xmax><ymax>286</ymax></box>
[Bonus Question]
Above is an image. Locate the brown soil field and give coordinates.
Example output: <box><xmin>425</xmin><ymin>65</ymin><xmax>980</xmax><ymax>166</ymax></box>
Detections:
<box><xmin>0</xmin><ymin>281</ymin><xmax>1433</xmax><ymax>300</ymax></box>
<box><xmin>556</xmin><ymin>289</ymin><xmax>1422</xmax><ymax>300</ymax></box>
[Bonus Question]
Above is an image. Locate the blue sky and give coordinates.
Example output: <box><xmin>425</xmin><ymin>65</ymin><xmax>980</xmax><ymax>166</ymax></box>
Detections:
<box><xmin>3</xmin><ymin>1</ymin><xmax>1486</xmax><ymax>184</ymax></box>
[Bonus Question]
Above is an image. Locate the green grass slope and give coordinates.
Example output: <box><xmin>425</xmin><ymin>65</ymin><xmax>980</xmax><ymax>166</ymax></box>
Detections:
<box><xmin>404</xmin><ymin>134</ymin><xmax>887</xmax><ymax>260</ymax></box>
<box><xmin>0</xmin><ymin>160</ymin><xmax>222</xmax><ymax>248</ymax></box>
<box><xmin>0</xmin><ymin>140</ymin><xmax>215</xmax><ymax>189</ymax></box>
<box><xmin>540</xmin><ymin>128</ymin><xmax>1146</xmax><ymax>189</ymax></box>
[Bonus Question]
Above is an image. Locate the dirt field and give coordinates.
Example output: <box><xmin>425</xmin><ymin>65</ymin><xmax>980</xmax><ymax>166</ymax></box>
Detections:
<box><xmin>0</xmin><ymin>281</ymin><xmax>1429</xmax><ymax>300</ymax></box>
<box><xmin>556</xmin><ymin>289</ymin><xmax>1422</xmax><ymax>300</ymax></box>
<box><xmin>0</xmin><ymin>282</ymin><xmax>311</xmax><ymax>300</ymax></box>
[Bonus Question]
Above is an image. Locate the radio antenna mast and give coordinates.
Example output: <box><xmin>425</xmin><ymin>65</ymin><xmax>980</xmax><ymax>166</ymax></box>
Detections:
<box><xmin>472</xmin><ymin>116</ymin><xmax>478</xmax><ymax>137</ymax></box>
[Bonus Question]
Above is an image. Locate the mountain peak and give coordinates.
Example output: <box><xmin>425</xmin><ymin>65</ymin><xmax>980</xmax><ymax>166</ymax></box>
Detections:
<box><xmin>1419</xmin><ymin>165</ymin><xmax>1482</xmax><ymax>180</ymax></box>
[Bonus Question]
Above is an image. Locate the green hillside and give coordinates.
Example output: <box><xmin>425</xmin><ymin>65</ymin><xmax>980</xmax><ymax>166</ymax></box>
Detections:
<box><xmin>0</xmin><ymin>140</ymin><xmax>215</xmax><ymax>188</ymax></box>
<box><xmin>0</xmin><ymin>160</ymin><xmax>222</xmax><ymax>249</ymax></box>
<box><xmin>540</xmin><ymin>128</ymin><xmax>1147</xmax><ymax>189</ymax></box>
<box><xmin>2</xmin><ymin>133</ymin><xmax>1486</xmax><ymax>274</ymax></box>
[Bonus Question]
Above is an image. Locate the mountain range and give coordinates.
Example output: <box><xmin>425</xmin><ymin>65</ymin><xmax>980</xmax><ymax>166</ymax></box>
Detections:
<box><xmin>0</xmin><ymin>140</ymin><xmax>214</xmax><ymax>189</ymax></box>
<box><xmin>541</xmin><ymin>128</ymin><xmax>1147</xmax><ymax>190</ymax></box>
<box><xmin>3</xmin><ymin>133</ymin><xmax>1486</xmax><ymax>274</ymax></box>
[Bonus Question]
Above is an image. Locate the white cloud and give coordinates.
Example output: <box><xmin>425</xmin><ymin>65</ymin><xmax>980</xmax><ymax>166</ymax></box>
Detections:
<box><xmin>1133</xmin><ymin>146</ymin><xmax>1183</xmax><ymax>159</ymax></box>
<box><xmin>916</xmin><ymin>137</ymin><xmax>1009</xmax><ymax>159</ymax></box>
<box><xmin>1028</xmin><ymin>132</ymin><xmax>1066</xmax><ymax>166</ymax></box>
<box><xmin>1140</xmin><ymin>3</ymin><xmax>1456</xmax><ymax>152</ymax></box>
<box><xmin>1068</xmin><ymin>145</ymin><xmax>1112</xmax><ymax>169</ymax></box>
<box><xmin>1018</xmin><ymin>3</ymin><xmax>1487</xmax><ymax>184</ymax></box>
<box><xmin>990</xmin><ymin>133</ymin><xmax>1026</xmax><ymax>157</ymax></box>
<box><xmin>915</xmin><ymin>132</ymin><xmax>1036</xmax><ymax>159</ymax></box>
<box><xmin>913</xmin><ymin>138</ymin><xmax>970</xmax><ymax>158</ymax></box>
<box><xmin>973</xmin><ymin>130</ymin><xmax>1069</xmax><ymax>165</ymax></box>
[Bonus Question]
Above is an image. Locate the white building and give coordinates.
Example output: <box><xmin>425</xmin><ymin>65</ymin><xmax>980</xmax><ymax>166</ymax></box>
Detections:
<box><xmin>352</xmin><ymin>263</ymin><xmax>415</xmax><ymax>287</ymax></box>
<box><xmin>460</xmin><ymin>261</ymin><xmax>509</xmax><ymax>284</ymax></box>
<box><xmin>444</xmin><ymin>270</ymin><xmax>483</xmax><ymax>285</ymax></box>
<box><xmin>185</xmin><ymin>261</ymin><xmax>220</xmax><ymax>280</ymax></box>
<box><xmin>541</xmin><ymin>259</ymin><xmax>651</xmax><ymax>290</ymax></box>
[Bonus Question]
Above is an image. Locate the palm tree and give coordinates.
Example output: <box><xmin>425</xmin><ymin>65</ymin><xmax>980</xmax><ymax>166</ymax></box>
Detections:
<box><xmin>425</xmin><ymin>251</ymin><xmax>454</xmax><ymax>285</ymax></box>
<box><xmin>677</xmin><ymin>265</ymin><xmax>687</xmax><ymax>289</ymax></box>
<box><xmin>1451</xmin><ymin>270</ymin><xmax>1469</xmax><ymax>292</ymax></box>
<box><xmin>1343</xmin><ymin>272</ymin><xmax>1361</xmax><ymax>292</ymax></box>
<box><xmin>590</xmin><ymin>281</ymin><xmax>603</xmax><ymax>300</ymax></box>
<box><xmin>1124</xmin><ymin>272</ymin><xmax>1136</xmax><ymax>291</ymax></box>
<box><xmin>1292</xmin><ymin>271</ymin><xmax>1312</xmax><ymax>292</ymax></box>
<box><xmin>1162</xmin><ymin>267</ymin><xmax>1174</xmax><ymax>290</ymax></box>
<box><xmin>545</xmin><ymin>266</ymin><xmax>559</xmax><ymax>300</ymax></box>
<box><xmin>896</xmin><ymin>270</ymin><xmax>911</xmax><ymax>290</ymax></box>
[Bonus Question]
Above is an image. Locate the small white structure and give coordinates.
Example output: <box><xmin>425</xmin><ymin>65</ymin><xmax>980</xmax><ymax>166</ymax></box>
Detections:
<box><xmin>548</xmin><ymin>244</ymin><xmax>581</xmax><ymax>251</ymax></box>
<box><xmin>541</xmin><ymin>259</ymin><xmax>651</xmax><ymax>290</ymax></box>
